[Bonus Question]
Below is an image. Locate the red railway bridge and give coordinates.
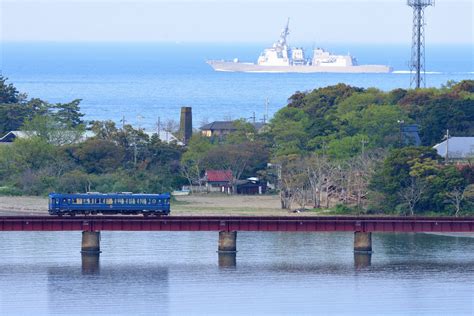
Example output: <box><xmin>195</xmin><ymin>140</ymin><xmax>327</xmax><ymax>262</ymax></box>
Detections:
<box><xmin>1</xmin><ymin>215</ymin><xmax>473</xmax><ymax>256</ymax></box>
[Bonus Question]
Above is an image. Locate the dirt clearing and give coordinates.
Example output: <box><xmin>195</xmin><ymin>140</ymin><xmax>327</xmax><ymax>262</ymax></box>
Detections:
<box><xmin>0</xmin><ymin>194</ymin><xmax>312</xmax><ymax>216</ymax></box>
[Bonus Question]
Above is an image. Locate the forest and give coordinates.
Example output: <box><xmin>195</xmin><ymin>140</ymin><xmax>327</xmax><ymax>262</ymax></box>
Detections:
<box><xmin>1</xmin><ymin>76</ymin><xmax>473</xmax><ymax>215</ymax></box>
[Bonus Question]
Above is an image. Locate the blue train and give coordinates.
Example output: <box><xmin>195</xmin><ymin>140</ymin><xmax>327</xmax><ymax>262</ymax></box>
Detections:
<box><xmin>48</xmin><ymin>192</ymin><xmax>171</xmax><ymax>216</ymax></box>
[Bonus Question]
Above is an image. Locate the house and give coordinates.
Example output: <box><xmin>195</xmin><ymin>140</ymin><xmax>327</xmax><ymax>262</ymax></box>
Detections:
<box><xmin>0</xmin><ymin>131</ymin><xmax>31</xmax><ymax>143</ymax></box>
<box><xmin>0</xmin><ymin>130</ymin><xmax>97</xmax><ymax>145</ymax></box>
<box><xmin>200</xmin><ymin>121</ymin><xmax>266</xmax><ymax>138</ymax></box>
<box><xmin>205</xmin><ymin>170</ymin><xmax>233</xmax><ymax>194</ymax></box>
<box><xmin>433</xmin><ymin>137</ymin><xmax>474</xmax><ymax>161</ymax></box>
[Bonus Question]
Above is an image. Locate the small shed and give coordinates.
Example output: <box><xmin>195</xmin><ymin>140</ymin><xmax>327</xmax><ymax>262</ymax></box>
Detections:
<box><xmin>236</xmin><ymin>178</ymin><xmax>267</xmax><ymax>195</ymax></box>
<box><xmin>205</xmin><ymin>170</ymin><xmax>233</xmax><ymax>194</ymax></box>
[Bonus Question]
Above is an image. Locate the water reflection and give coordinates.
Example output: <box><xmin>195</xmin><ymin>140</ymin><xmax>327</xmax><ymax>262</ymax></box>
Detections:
<box><xmin>81</xmin><ymin>253</ymin><xmax>100</xmax><ymax>274</ymax></box>
<box><xmin>354</xmin><ymin>253</ymin><xmax>372</xmax><ymax>269</ymax></box>
<box><xmin>47</xmin><ymin>265</ymin><xmax>169</xmax><ymax>315</ymax></box>
<box><xmin>218</xmin><ymin>252</ymin><xmax>237</xmax><ymax>268</ymax></box>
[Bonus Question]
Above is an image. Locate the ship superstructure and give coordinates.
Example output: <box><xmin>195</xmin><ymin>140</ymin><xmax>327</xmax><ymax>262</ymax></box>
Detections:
<box><xmin>207</xmin><ymin>19</ymin><xmax>392</xmax><ymax>73</ymax></box>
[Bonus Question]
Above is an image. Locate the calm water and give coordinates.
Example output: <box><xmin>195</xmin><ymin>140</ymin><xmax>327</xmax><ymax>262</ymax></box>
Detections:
<box><xmin>1</xmin><ymin>43</ymin><xmax>473</xmax><ymax>129</ymax></box>
<box><xmin>0</xmin><ymin>232</ymin><xmax>473</xmax><ymax>315</ymax></box>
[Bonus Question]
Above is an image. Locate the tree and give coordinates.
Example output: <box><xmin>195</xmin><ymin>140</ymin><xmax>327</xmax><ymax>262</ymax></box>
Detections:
<box><xmin>0</xmin><ymin>76</ymin><xmax>24</xmax><ymax>104</ymax></box>
<box><xmin>445</xmin><ymin>187</ymin><xmax>465</xmax><ymax>216</ymax></box>
<box><xmin>204</xmin><ymin>141</ymin><xmax>269</xmax><ymax>194</ymax></box>
<box><xmin>90</xmin><ymin>120</ymin><xmax>119</xmax><ymax>141</ymax></box>
<box><xmin>53</xmin><ymin>99</ymin><xmax>84</xmax><ymax>127</ymax></box>
<box><xmin>274</xmin><ymin>155</ymin><xmax>309</xmax><ymax>210</ymax></box>
<box><xmin>71</xmin><ymin>139</ymin><xmax>125</xmax><ymax>173</ymax></box>
<box><xmin>305</xmin><ymin>154</ymin><xmax>328</xmax><ymax>208</ymax></box>
<box><xmin>349</xmin><ymin>151</ymin><xmax>384</xmax><ymax>210</ymax></box>
<box><xmin>269</xmin><ymin>107</ymin><xmax>311</xmax><ymax>156</ymax></box>
<box><xmin>22</xmin><ymin>115</ymin><xmax>85</xmax><ymax>146</ymax></box>
<box><xmin>180</xmin><ymin>134</ymin><xmax>215</xmax><ymax>192</ymax></box>
<box><xmin>398</xmin><ymin>178</ymin><xmax>426</xmax><ymax>215</ymax></box>
<box><xmin>370</xmin><ymin>147</ymin><xmax>440</xmax><ymax>212</ymax></box>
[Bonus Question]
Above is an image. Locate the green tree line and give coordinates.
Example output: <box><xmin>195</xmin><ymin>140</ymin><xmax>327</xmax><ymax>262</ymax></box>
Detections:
<box><xmin>1</xmin><ymin>75</ymin><xmax>473</xmax><ymax>215</ymax></box>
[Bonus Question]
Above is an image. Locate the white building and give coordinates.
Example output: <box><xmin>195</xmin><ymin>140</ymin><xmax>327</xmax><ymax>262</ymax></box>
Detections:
<box><xmin>433</xmin><ymin>137</ymin><xmax>474</xmax><ymax>161</ymax></box>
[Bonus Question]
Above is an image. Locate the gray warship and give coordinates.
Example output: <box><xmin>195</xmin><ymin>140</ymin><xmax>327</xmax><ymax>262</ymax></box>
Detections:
<box><xmin>207</xmin><ymin>19</ymin><xmax>392</xmax><ymax>73</ymax></box>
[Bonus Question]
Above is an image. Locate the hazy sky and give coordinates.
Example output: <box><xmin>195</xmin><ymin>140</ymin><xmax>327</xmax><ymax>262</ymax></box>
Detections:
<box><xmin>1</xmin><ymin>0</ymin><xmax>472</xmax><ymax>44</ymax></box>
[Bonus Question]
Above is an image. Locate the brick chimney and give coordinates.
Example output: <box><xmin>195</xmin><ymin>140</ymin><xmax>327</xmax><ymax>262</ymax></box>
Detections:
<box><xmin>180</xmin><ymin>107</ymin><xmax>192</xmax><ymax>144</ymax></box>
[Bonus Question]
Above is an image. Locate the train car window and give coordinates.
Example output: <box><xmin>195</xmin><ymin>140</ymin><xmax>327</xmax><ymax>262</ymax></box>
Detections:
<box><xmin>152</xmin><ymin>199</ymin><xmax>156</xmax><ymax>204</ymax></box>
<box><xmin>77</xmin><ymin>198</ymin><xmax>82</xmax><ymax>204</ymax></box>
<box><xmin>106</xmin><ymin>198</ymin><xmax>112</xmax><ymax>204</ymax></box>
<box><xmin>73</xmin><ymin>198</ymin><xmax>77</xmax><ymax>204</ymax></box>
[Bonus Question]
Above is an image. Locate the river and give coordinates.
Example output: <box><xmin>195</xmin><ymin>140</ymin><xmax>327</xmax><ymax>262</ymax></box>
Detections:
<box><xmin>0</xmin><ymin>231</ymin><xmax>472</xmax><ymax>315</ymax></box>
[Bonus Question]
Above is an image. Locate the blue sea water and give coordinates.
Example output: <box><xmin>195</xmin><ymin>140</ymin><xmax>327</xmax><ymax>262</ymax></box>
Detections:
<box><xmin>0</xmin><ymin>42</ymin><xmax>472</xmax><ymax>130</ymax></box>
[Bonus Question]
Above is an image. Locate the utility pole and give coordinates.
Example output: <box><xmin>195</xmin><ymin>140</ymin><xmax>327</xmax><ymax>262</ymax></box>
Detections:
<box><xmin>264</xmin><ymin>97</ymin><xmax>269</xmax><ymax>124</ymax></box>
<box><xmin>398</xmin><ymin>120</ymin><xmax>405</xmax><ymax>147</ymax></box>
<box><xmin>361</xmin><ymin>139</ymin><xmax>368</xmax><ymax>155</ymax></box>
<box><xmin>134</xmin><ymin>141</ymin><xmax>137</xmax><ymax>166</ymax></box>
<box><xmin>121</xmin><ymin>115</ymin><xmax>126</xmax><ymax>129</ymax></box>
<box><xmin>249</xmin><ymin>112</ymin><xmax>256</xmax><ymax>123</ymax></box>
<box><xmin>137</xmin><ymin>115</ymin><xmax>144</xmax><ymax>130</ymax></box>
<box><xmin>156</xmin><ymin>117</ymin><xmax>161</xmax><ymax>134</ymax></box>
<box><xmin>445</xmin><ymin>129</ymin><xmax>450</xmax><ymax>164</ymax></box>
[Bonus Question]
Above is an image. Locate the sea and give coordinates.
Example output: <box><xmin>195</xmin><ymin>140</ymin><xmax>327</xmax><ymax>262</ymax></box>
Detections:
<box><xmin>0</xmin><ymin>42</ymin><xmax>472</xmax><ymax>130</ymax></box>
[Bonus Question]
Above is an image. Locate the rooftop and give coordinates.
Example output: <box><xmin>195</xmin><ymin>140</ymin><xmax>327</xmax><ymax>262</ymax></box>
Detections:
<box><xmin>433</xmin><ymin>137</ymin><xmax>474</xmax><ymax>159</ymax></box>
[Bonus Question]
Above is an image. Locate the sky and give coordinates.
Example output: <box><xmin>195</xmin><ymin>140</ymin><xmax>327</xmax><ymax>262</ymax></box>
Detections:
<box><xmin>0</xmin><ymin>0</ymin><xmax>472</xmax><ymax>44</ymax></box>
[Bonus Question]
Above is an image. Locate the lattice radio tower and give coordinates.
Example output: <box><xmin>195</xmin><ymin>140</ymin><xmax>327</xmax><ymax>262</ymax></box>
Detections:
<box><xmin>407</xmin><ymin>0</ymin><xmax>434</xmax><ymax>89</ymax></box>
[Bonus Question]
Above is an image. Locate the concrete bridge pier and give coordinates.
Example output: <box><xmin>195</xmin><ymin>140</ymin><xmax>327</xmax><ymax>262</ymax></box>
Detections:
<box><xmin>354</xmin><ymin>232</ymin><xmax>372</xmax><ymax>253</ymax></box>
<box><xmin>81</xmin><ymin>231</ymin><xmax>101</xmax><ymax>254</ymax></box>
<box><xmin>218</xmin><ymin>231</ymin><xmax>237</xmax><ymax>253</ymax></box>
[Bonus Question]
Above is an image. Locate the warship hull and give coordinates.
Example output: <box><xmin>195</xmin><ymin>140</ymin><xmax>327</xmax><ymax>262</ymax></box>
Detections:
<box><xmin>207</xmin><ymin>60</ymin><xmax>393</xmax><ymax>73</ymax></box>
